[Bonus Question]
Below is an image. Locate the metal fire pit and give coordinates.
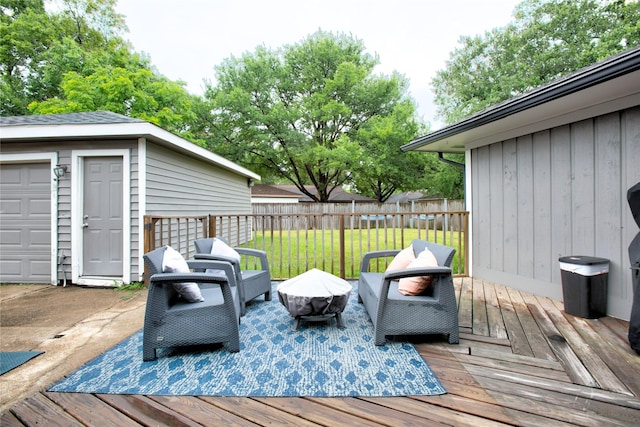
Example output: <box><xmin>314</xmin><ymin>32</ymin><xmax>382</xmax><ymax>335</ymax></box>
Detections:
<box><xmin>277</xmin><ymin>268</ymin><xmax>352</xmax><ymax>331</ymax></box>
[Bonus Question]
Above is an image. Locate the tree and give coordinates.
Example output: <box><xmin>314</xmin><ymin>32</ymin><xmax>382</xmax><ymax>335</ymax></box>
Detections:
<box><xmin>1</xmin><ymin>0</ymin><xmax>128</xmax><ymax>115</ymax></box>
<box><xmin>1</xmin><ymin>0</ymin><xmax>201</xmax><ymax>141</ymax></box>
<box><xmin>1</xmin><ymin>0</ymin><xmax>57</xmax><ymax>115</ymax></box>
<box><xmin>28</xmin><ymin>64</ymin><xmax>201</xmax><ymax>141</ymax></box>
<box><xmin>432</xmin><ymin>0</ymin><xmax>640</xmax><ymax>124</ymax></box>
<box><xmin>203</xmin><ymin>31</ymin><xmax>420</xmax><ymax>202</ymax></box>
<box><xmin>351</xmin><ymin>100</ymin><xmax>428</xmax><ymax>201</ymax></box>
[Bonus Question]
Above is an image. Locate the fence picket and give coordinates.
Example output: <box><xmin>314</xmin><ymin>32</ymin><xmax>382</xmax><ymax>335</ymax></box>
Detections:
<box><xmin>144</xmin><ymin>206</ymin><xmax>468</xmax><ymax>280</ymax></box>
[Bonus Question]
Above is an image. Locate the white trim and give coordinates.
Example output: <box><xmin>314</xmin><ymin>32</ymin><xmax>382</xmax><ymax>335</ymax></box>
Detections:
<box><xmin>137</xmin><ymin>137</ymin><xmax>147</xmax><ymax>281</ymax></box>
<box><xmin>465</xmin><ymin>150</ymin><xmax>473</xmax><ymax>278</ymax></box>
<box><xmin>1</xmin><ymin>121</ymin><xmax>260</xmax><ymax>180</ymax></box>
<box><xmin>71</xmin><ymin>149</ymin><xmax>131</xmax><ymax>286</ymax></box>
<box><xmin>0</xmin><ymin>152</ymin><xmax>58</xmax><ymax>285</ymax></box>
<box><xmin>251</xmin><ymin>197</ymin><xmax>300</xmax><ymax>204</ymax></box>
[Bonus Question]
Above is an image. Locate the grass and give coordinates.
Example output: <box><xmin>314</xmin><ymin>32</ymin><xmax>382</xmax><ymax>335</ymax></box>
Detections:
<box><xmin>114</xmin><ymin>281</ymin><xmax>146</xmax><ymax>300</ymax></box>
<box><xmin>240</xmin><ymin>228</ymin><xmax>465</xmax><ymax>279</ymax></box>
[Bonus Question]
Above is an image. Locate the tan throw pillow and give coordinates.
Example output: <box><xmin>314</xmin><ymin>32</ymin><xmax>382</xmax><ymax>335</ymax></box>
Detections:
<box><xmin>386</xmin><ymin>245</ymin><xmax>416</xmax><ymax>272</ymax></box>
<box><xmin>398</xmin><ymin>248</ymin><xmax>439</xmax><ymax>296</ymax></box>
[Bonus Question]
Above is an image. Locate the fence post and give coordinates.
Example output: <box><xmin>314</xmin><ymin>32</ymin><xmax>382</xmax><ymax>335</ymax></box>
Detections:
<box><xmin>339</xmin><ymin>215</ymin><xmax>345</xmax><ymax>279</ymax></box>
<box><xmin>444</xmin><ymin>198</ymin><xmax>449</xmax><ymax>232</ymax></box>
<box><xmin>208</xmin><ymin>215</ymin><xmax>216</xmax><ymax>238</ymax></box>
<box><xmin>143</xmin><ymin>215</ymin><xmax>154</xmax><ymax>253</ymax></box>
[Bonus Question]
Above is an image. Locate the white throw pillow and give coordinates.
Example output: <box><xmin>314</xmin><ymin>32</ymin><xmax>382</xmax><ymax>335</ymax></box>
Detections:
<box><xmin>210</xmin><ymin>238</ymin><xmax>241</xmax><ymax>262</ymax></box>
<box><xmin>161</xmin><ymin>246</ymin><xmax>204</xmax><ymax>302</ymax></box>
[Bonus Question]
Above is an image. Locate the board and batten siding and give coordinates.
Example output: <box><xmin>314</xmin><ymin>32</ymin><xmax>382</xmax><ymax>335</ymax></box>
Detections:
<box><xmin>471</xmin><ymin>107</ymin><xmax>640</xmax><ymax>320</ymax></box>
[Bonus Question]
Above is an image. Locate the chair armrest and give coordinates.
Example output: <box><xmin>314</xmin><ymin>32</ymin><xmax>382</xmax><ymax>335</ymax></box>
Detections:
<box><xmin>234</xmin><ymin>248</ymin><xmax>269</xmax><ymax>271</ymax></box>
<box><xmin>360</xmin><ymin>250</ymin><xmax>400</xmax><ymax>273</ymax></box>
<box><xmin>193</xmin><ymin>253</ymin><xmax>239</xmax><ymax>265</ymax></box>
<box><xmin>377</xmin><ymin>267</ymin><xmax>453</xmax><ymax>306</ymax></box>
<box><xmin>186</xmin><ymin>260</ymin><xmax>238</xmax><ymax>287</ymax></box>
<box><xmin>149</xmin><ymin>272</ymin><xmax>229</xmax><ymax>285</ymax></box>
<box><xmin>384</xmin><ymin>266</ymin><xmax>452</xmax><ymax>281</ymax></box>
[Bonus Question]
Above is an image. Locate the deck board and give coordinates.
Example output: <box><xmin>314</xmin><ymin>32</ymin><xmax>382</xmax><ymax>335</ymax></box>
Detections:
<box><xmin>494</xmin><ymin>283</ymin><xmax>537</xmax><ymax>357</ymax></box>
<box><xmin>3</xmin><ymin>278</ymin><xmax>640</xmax><ymax>426</ymax></box>
<box><xmin>44</xmin><ymin>392</ymin><xmax>143</xmax><ymax>427</ymax></box>
<box><xmin>483</xmin><ymin>281</ymin><xmax>510</xmax><ymax>340</ymax></box>
<box><xmin>148</xmin><ymin>395</ymin><xmax>259</xmax><ymax>426</ymax></box>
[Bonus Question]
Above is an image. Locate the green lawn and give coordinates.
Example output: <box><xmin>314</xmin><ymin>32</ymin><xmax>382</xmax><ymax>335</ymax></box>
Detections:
<box><xmin>240</xmin><ymin>228</ymin><xmax>465</xmax><ymax>279</ymax></box>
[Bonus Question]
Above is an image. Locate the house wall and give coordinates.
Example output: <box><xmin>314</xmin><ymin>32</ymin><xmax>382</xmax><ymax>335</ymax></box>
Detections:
<box><xmin>144</xmin><ymin>143</ymin><xmax>253</xmax><ymax>257</ymax></box>
<box><xmin>145</xmin><ymin>143</ymin><xmax>252</xmax><ymax>214</ymax></box>
<box><xmin>0</xmin><ymin>139</ymin><xmax>139</xmax><ymax>284</ymax></box>
<box><xmin>2</xmin><ymin>139</ymin><xmax>255</xmax><ymax>284</ymax></box>
<box><xmin>470</xmin><ymin>106</ymin><xmax>640</xmax><ymax>319</ymax></box>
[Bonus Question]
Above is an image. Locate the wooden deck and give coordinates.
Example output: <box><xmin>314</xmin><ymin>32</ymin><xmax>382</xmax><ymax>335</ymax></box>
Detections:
<box><xmin>3</xmin><ymin>277</ymin><xmax>640</xmax><ymax>426</ymax></box>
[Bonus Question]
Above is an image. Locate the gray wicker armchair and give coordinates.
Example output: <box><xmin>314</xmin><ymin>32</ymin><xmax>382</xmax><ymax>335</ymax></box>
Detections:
<box><xmin>194</xmin><ymin>237</ymin><xmax>272</xmax><ymax>316</ymax></box>
<box><xmin>142</xmin><ymin>246</ymin><xmax>241</xmax><ymax>361</ymax></box>
<box><xmin>358</xmin><ymin>239</ymin><xmax>459</xmax><ymax>345</ymax></box>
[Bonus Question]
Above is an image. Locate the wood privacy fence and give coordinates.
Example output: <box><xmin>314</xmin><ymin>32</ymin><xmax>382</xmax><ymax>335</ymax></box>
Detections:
<box><xmin>143</xmin><ymin>206</ymin><xmax>468</xmax><ymax>280</ymax></box>
<box><xmin>252</xmin><ymin>199</ymin><xmax>464</xmax><ymax>216</ymax></box>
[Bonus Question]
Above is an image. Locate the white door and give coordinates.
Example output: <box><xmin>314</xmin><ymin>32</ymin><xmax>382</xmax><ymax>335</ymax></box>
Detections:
<box><xmin>81</xmin><ymin>157</ymin><xmax>123</xmax><ymax>276</ymax></box>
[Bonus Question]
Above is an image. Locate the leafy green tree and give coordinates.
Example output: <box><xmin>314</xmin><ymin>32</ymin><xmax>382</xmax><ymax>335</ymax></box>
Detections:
<box><xmin>1</xmin><ymin>0</ymin><xmax>56</xmax><ymax>114</ymax></box>
<box><xmin>432</xmin><ymin>0</ymin><xmax>640</xmax><ymax>124</ymax></box>
<box><xmin>1</xmin><ymin>0</ymin><xmax>128</xmax><ymax>115</ymax></box>
<box><xmin>28</xmin><ymin>64</ymin><xmax>201</xmax><ymax>141</ymax></box>
<box><xmin>1</xmin><ymin>0</ymin><xmax>201</xmax><ymax>141</ymax></box>
<box><xmin>204</xmin><ymin>31</ymin><xmax>419</xmax><ymax>202</ymax></box>
<box><xmin>427</xmin><ymin>153</ymin><xmax>465</xmax><ymax>199</ymax></box>
<box><xmin>350</xmin><ymin>100</ymin><xmax>427</xmax><ymax>201</ymax></box>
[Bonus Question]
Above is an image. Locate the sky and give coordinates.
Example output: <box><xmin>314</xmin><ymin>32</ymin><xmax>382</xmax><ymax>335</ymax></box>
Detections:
<box><xmin>115</xmin><ymin>0</ymin><xmax>523</xmax><ymax>130</ymax></box>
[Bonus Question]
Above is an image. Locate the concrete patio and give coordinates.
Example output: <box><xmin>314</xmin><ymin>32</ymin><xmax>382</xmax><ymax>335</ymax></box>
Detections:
<box><xmin>0</xmin><ymin>284</ymin><xmax>147</xmax><ymax>413</ymax></box>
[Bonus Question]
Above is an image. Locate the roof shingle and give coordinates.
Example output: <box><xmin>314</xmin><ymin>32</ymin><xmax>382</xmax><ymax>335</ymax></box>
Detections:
<box><xmin>0</xmin><ymin>111</ymin><xmax>144</xmax><ymax>127</ymax></box>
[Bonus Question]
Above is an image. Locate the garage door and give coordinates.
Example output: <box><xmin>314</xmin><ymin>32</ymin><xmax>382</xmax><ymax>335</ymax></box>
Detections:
<box><xmin>0</xmin><ymin>163</ymin><xmax>52</xmax><ymax>283</ymax></box>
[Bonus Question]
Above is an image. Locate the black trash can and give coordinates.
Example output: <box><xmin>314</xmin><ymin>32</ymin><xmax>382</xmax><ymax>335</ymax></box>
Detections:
<box><xmin>559</xmin><ymin>256</ymin><xmax>609</xmax><ymax>318</ymax></box>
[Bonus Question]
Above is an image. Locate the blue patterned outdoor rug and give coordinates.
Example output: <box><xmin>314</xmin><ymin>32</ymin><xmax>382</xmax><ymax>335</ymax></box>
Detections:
<box><xmin>49</xmin><ymin>284</ymin><xmax>445</xmax><ymax>397</ymax></box>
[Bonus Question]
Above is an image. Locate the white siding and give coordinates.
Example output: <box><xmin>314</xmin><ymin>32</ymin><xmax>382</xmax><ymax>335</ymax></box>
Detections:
<box><xmin>145</xmin><ymin>144</ymin><xmax>252</xmax><ymax>215</ymax></box>
<box><xmin>1</xmin><ymin>140</ymin><xmax>140</xmax><ymax>284</ymax></box>
<box><xmin>471</xmin><ymin>107</ymin><xmax>640</xmax><ymax>320</ymax></box>
<box><xmin>144</xmin><ymin>143</ymin><xmax>254</xmax><ymax>257</ymax></box>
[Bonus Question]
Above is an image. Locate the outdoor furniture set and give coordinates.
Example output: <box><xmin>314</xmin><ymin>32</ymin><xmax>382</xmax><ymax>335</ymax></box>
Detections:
<box><xmin>142</xmin><ymin>238</ymin><xmax>459</xmax><ymax>360</ymax></box>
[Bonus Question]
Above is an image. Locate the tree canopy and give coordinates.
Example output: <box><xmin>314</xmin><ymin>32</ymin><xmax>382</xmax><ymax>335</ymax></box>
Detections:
<box><xmin>432</xmin><ymin>0</ymin><xmax>640</xmax><ymax>124</ymax></box>
<box><xmin>1</xmin><ymin>0</ymin><xmax>200</xmax><ymax>141</ymax></box>
<box><xmin>4</xmin><ymin>0</ymin><xmax>636</xmax><ymax>202</ymax></box>
<box><xmin>202</xmin><ymin>31</ymin><xmax>427</xmax><ymax>202</ymax></box>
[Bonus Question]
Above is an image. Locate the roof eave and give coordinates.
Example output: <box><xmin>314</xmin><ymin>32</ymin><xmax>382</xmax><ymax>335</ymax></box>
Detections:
<box><xmin>0</xmin><ymin>121</ymin><xmax>261</xmax><ymax>180</ymax></box>
<box><xmin>402</xmin><ymin>46</ymin><xmax>640</xmax><ymax>153</ymax></box>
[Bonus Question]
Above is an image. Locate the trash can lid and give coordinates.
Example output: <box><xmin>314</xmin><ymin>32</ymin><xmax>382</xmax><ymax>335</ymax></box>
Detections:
<box><xmin>558</xmin><ymin>255</ymin><xmax>609</xmax><ymax>265</ymax></box>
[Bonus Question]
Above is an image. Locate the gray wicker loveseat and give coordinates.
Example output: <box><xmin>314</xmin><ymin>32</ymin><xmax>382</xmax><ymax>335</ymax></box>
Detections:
<box><xmin>358</xmin><ymin>239</ymin><xmax>460</xmax><ymax>345</ymax></box>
